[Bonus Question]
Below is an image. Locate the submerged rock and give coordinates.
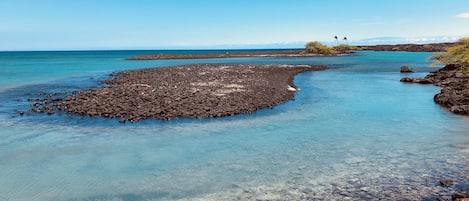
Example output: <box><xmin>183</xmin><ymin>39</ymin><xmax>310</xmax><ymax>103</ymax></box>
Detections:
<box><xmin>400</xmin><ymin>77</ymin><xmax>433</xmax><ymax>84</ymax></box>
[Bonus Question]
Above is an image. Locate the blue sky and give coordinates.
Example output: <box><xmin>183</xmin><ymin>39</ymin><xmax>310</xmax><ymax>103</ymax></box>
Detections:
<box><xmin>1</xmin><ymin>0</ymin><xmax>469</xmax><ymax>50</ymax></box>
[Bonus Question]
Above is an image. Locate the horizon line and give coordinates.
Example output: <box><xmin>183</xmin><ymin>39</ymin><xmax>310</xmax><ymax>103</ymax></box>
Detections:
<box><xmin>1</xmin><ymin>36</ymin><xmax>465</xmax><ymax>52</ymax></box>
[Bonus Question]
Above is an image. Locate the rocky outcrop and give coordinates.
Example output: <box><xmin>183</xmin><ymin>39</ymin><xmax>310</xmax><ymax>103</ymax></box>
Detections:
<box><xmin>400</xmin><ymin>77</ymin><xmax>433</xmax><ymax>84</ymax></box>
<box><xmin>401</xmin><ymin>64</ymin><xmax>469</xmax><ymax>115</ymax></box>
<box><xmin>400</xmin><ymin>66</ymin><xmax>414</xmax><ymax>73</ymax></box>
<box><xmin>30</xmin><ymin>64</ymin><xmax>327</xmax><ymax>123</ymax></box>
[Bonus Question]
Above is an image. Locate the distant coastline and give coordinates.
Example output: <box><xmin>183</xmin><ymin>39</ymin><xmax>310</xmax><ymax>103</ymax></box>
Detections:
<box><xmin>125</xmin><ymin>42</ymin><xmax>459</xmax><ymax>60</ymax></box>
<box><xmin>125</xmin><ymin>50</ymin><xmax>349</xmax><ymax>60</ymax></box>
<box><xmin>357</xmin><ymin>42</ymin><xmax>459</xmax><ymax>52</ymax></box>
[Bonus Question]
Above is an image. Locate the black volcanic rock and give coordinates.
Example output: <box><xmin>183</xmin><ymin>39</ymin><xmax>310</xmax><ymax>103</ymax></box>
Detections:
<box><xmin>401</xmin><ymin>64</ymin><xmax>469</xmax><ymax>115</ymax></box>
<box><xmin>400</xmin><ymin>66</ymin><xmax>414</xmax><ymax>73</ymax></box>
<box><xmin>30</xmin><ymin>64</ymin><xmax>327</xmax><ymax>122</ymax></box>
<box><xmin>400</xmin><ymin>77</ymin><xmax>433</xmax><ymax>84</ymax></box>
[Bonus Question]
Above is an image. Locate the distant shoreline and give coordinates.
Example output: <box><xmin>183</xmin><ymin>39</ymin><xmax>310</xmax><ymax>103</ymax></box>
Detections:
<box><xmin>357</xmin><ymin>42</ymin><xmax>459</xmax><ymax>52</ymax></box>
<box><xmin>125</xmin><ymin>42</ymin><xmax>459</xmax><ymax>60</ymax></box>
<box><xmin>125</xmin><ymin>50</ymin><xmax>350</xmax><ymax>60</ymax></box>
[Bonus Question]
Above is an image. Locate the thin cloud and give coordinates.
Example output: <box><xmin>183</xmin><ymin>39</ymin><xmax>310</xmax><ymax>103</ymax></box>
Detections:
<box><xmin>457</xmin><ymin>13</ymin><xmax>469</xmax><ymax>18</ymax></box>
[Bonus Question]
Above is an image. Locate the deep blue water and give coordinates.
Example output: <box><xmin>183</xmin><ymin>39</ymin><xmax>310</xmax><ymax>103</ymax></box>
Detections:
<box><xmin>0</xmin><ymin>50</ymin><xmax>468</xmax><ymax>200</ymax></box>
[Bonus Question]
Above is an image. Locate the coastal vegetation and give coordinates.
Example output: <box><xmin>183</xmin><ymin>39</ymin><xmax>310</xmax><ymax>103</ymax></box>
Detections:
<box><xmin>303</xmin><ymin>41</ymin><xmax>358</xmax><ymax>55</ymax></box>
<box><xmin>304</xmin><ymin>41</ymin><xmax>337</xmax><ymax>55</ymax></box>
<box><xmin>429</xmin><ymin>38</ymin><xmax>469</xmax><ymax>72</ymax></box>
<box><xmin>333</xmin><ymin>44</ymin><xmax>359</xmax><ymax>52</ymax></box>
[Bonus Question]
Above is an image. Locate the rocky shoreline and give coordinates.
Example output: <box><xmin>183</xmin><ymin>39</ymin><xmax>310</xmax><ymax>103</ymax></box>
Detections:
<box><xmin>401</xmin><ymin>64</ymin><xmax>469</xmax><ymax>115</ymax></box>
<box><xmin>358</xmin><ymin>42</ymin><xmax>459</xmax><ymax>52</ymax></box>
<box><xmin>29</xmin><ymin>64</ymin><xmax>327</xmax><ymax>123</ymax></box>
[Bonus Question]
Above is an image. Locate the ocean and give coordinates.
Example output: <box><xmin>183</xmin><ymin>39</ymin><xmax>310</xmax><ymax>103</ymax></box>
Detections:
<box><xmin>0</xmin><ymin>50</ymin><xmax>468</xmax><ymax>200</ymax></box>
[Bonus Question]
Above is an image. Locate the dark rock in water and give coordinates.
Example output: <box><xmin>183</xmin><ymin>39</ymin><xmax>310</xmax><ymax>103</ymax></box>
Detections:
<box><xmin>400</xmin><ymin>66</ymin><xmax>414</xmax><ymax>73</ymax></box>
<box><xmin>400</xmin><ymin>77</ymin><xmax>414</xmax><ymax>83</ymax></box>
<box><xmin>400</xmin><ymin>77</ymin><xmax>433</xmax><ymax>84</ymax></box>
<box><xmin>19</xmin><ymin>111</ymin><xmax>25</xmax><ymax>116</ymax></box>
<box><xmin>440</xmin><ymin>180</ymin><xmax>454</xmax><ymax>187</ymax></box>
<box><xmin>29</xmin><ymin>64</ymin><xmax>328</xmax><ymax>123</ymax></box>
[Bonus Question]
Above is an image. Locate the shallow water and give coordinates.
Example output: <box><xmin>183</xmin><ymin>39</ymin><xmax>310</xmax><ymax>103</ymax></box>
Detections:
<box><xmin>0</xmin><ymin>50</ymin><xmax>468</xmax><ymax>200</ymax></box>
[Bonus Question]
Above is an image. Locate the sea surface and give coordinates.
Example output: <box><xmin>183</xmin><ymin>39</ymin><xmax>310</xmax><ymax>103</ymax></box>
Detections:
<box><xmin>0</xmin><ymin>50</ymin><xmax>468</xmax><ymax>200</ymax></box>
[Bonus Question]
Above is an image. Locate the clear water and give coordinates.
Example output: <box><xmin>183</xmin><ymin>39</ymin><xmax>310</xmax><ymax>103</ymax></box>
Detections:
<box><xmin>0</xmin><ymin>50</ymin><xmax>468</xmax><ymax>200</ymax></box>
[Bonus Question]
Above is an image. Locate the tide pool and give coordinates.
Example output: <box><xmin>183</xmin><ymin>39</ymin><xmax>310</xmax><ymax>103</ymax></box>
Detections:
<box><xmin>0</xmin><ymin>50</ymin><xmax>468</xmax><ymax>200</ymax></box>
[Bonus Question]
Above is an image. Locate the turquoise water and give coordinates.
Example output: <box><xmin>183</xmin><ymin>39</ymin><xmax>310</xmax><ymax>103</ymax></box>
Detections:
<box><xmin>0</xmin><ymin>50</ymin><xmax>468</xmax><ymax>200</ymax></box>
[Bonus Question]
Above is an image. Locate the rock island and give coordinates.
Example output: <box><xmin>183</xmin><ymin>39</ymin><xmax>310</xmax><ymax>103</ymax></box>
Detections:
<box><xmin>30</xmin><ymin>64</ymin><xmax>327</xmax><ymax>123</ymax></box>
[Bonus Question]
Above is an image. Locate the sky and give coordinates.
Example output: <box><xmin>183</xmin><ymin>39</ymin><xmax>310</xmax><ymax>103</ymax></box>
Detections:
<box><xmin>0</xmin><ymin>0</ymin><xmax>469</xmax><ymax>51</ymax></box>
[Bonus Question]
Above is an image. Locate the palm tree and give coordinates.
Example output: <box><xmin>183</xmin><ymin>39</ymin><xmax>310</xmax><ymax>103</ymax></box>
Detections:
<box><xmin>334</xmin><ymin>35</ymin><xmax>338</xmax><ymax>45</ymax></box>
<box><xmin>343</xmin><ymin>37</ymin><xmax>348</xmax><ymax>45</ymax></box>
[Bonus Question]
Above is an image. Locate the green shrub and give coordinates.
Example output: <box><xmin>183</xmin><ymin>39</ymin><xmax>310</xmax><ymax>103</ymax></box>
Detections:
<box><xmin>430</xmin><ymin>38</ymin><xmax>469</xmax><ymax>71</ymax></box>
<box><xmin>304</xmin><ymin>41</ymin><xmax>337</xmax><ymax>55</ymax></box>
